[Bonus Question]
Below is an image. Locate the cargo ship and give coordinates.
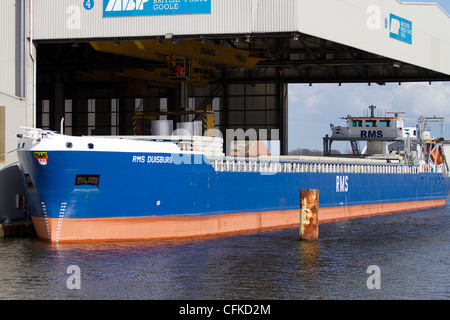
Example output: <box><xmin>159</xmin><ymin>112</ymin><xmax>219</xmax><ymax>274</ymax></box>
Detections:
<box><xmin>16</xmin><ymin>106</ymin><xmax>450</xmax><ymax>243</ymax></box>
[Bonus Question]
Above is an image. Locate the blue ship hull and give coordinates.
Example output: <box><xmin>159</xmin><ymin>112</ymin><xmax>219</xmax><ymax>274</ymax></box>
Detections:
<box><xmin>17</xmin><ymin>146</ymin><xmax>450</xmax><ymax>243</ymax></box>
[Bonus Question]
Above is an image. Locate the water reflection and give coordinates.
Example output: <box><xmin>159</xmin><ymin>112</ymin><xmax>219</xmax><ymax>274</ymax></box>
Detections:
<box><xmin>297</xmin><ymin>240</ymin><xmax>320</xmax><ymax>268</ymax></box>
<box><xmin>0</xmin><ymin>207</ymin><xmax>449</xmax><ymax>300</ymax></box>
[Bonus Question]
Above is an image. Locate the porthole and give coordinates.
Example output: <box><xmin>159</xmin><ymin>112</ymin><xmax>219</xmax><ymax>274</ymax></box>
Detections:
<box><xmin>66</xmin><ymin>142</ymin><xmax>73</xmax><ymax>148</ymax></box>
<box><xmin>88</xmin><ymin>143</ymin><xmax>94</xmax><ymax>149</ymax></box>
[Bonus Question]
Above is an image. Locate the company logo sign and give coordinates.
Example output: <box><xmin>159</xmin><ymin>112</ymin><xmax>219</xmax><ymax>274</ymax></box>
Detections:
<box><xmin>103</xmin><ymin>0</ymin><xmax>211</xmax><ymax>17</ymax></box>
<box><xmin>389</xmin><ymin>13</ymin><xmax>412</xmax><ymax>44</ymax></box>
<box><xmin>361</xmin><ymin>130</ymin><xmax>383</xmax><ymax>138</ymax></box>
<box><xmin>336</xmin><ymin>175</ymin><xmax>349</xmax><ymax>193</ymax></box>
<box><xmin>34</xmin><ymin>152</ymin><xmax>49</xmax><ymax>166</ymax></box>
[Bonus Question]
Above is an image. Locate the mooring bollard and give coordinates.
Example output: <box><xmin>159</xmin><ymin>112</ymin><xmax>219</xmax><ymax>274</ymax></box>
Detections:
<box><xmin>300</xmin><ymin>189</ymin><xmax>319</xmax><ymax>241</ymax></box>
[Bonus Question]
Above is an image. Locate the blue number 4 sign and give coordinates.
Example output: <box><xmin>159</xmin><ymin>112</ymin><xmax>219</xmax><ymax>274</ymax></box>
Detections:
<box><xmin>83</xmin><ymin>0</ymin><xmax>94</xmax><ymax>10</ymax></box>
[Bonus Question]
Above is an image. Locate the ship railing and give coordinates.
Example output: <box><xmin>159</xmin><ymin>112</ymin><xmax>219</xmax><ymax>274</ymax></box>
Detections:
<box><xmin>210</xmin><ymin>158</ymin><xmax>445</xmax><ymax>174</ymax></box>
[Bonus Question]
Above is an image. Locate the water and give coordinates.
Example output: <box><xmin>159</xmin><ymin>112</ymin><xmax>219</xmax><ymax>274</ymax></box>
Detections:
<box><xmin>0</xmin><ymin>206</ymin><xmax>448</xmax><ymax>300</ymax></box>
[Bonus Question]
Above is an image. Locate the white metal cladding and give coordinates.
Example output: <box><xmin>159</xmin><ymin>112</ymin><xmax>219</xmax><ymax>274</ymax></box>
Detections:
<box><xmin>32</xmin><ymin>0</ymin><xmax>450</xmax><ymax>76</ymax></box>
<box><xmin>33</xmin><ymin>0</ymin><xmax>296</xmax><ymax>39</ymax></box>
<box><xmin>296</xmin><ymin>0</ymin><xmax>450</xmax><ymax>76</ymax></box>
<box><xmin>0</xmin><ymin>0</ymin><xmax>18</xmax><ymax>97</ymax></box>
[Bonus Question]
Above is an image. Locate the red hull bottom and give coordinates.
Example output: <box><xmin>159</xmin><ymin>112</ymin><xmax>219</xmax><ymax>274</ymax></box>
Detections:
<box><xmin>32</xmin><ymin>199</ymin><xmax>446</xmax><ymax>243</ymax></box>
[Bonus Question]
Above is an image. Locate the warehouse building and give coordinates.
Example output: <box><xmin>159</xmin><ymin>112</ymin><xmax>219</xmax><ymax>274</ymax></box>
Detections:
<box><xmin>1</xmin><ymin>0</ymin><xmax>450</xmax><ymax>219</ymax></box>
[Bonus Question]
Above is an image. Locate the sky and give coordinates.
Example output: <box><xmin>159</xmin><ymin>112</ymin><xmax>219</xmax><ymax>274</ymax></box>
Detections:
<box><xmin>287</xmin><ymin>0</ymin><xmax>450</xmax><ymax>153</ymax></box>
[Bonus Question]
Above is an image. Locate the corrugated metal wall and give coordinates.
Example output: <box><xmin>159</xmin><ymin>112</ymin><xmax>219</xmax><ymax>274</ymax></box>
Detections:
<box><xmin>298</xmin><ymin>0</ymin><xmax>450</xmax><ymax>76</ymax></box>
<box><xmin>33</xmin><ymin>0</ymin><xmax>296</xmax><ymax>40</ymax></box>
<box><xmin>0</xmin><ymin>0</ymin><xmax>18</xmax><ymax>96</ymax></box>
<box><xmin>32</xmin><ymin>0</ymin><xmax>450</xmax><ymax>76</ymax></box>
<box><xmin>32</xmin><ymin>0</ymin><xmax>450</xmax><ymax>77</ymax></box>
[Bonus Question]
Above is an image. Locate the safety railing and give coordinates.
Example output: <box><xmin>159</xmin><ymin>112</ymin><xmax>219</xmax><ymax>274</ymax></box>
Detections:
<box><xmin>210</xmin><ymin>157</ymin><xmax>446</xmax><ymax>174</ymax></box>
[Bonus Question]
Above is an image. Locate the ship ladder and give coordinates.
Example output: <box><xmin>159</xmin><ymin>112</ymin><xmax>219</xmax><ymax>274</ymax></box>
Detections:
<box><xmin>350</xmin><ymin>140</ymin><xmax>360</xmax><ymax>155</ymax></box>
